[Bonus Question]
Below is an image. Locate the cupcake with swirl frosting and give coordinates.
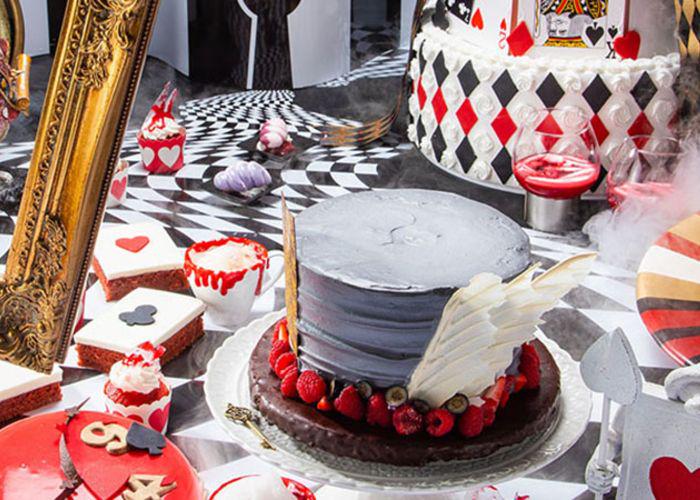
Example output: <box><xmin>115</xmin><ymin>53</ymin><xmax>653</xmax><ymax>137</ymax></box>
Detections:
<box><xmin>214</xmin><ymin>160</ymin><xmax>272</xmax><ymax>197</ymax></box>
<box><xmin>104</xmin><ymin>342</ymin><xmax>172</xmax><ymax>433</ymax></box>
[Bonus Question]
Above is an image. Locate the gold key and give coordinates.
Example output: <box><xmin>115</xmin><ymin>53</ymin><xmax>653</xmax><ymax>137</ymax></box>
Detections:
<box><xmin>225</xmin><ymin>404</ymin><xmax>276</xmax><ymax>451</ymax></box>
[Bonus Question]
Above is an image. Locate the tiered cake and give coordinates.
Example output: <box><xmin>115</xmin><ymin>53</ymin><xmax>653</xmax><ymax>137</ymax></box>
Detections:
<box><xmin>408</xmin><ymin>0</ymin><xmax>680</xmax><ymax>195</ymax></box>
<box><xmin>250</xmin><ymin>190</ymin><xmax>594</xmax><ymax>465</ymax></box>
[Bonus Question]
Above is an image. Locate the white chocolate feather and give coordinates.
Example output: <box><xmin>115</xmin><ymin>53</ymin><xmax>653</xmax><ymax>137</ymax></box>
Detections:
<box><xmin>407</xmin><ymin>253</ymin><xmax>596</xmax><ymax>407</ymax></box>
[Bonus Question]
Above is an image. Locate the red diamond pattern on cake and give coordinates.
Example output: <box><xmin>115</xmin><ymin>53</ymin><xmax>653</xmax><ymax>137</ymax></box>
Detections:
<box><xmin>590</xmin><ymin>114</ymin><xmax>610</xmax><ymax>145</ymax></box>
<box><xmin>491</xmin><ymin>108</ymin><xmax>517</xmax><ymax>146</ymax></box>
<box><xmin>627</xmin><ymin>112</ymin><xmax>654</xmax><ymax>138</ymax></box>
<box><xmin>536</xmin><ymin>112</ymin><xmax>563</xmax><ymax>150</ymax></box>
<box><xmin>417</xmin><ymin>76</ymin><xmax>427</xmax><ymax>110</ymax></box>
<box><xmin>456</xmin><ymin>99</ymin><xmax>478</xmax><ymax>135</ymax></box>
<box><xmin>432</xmin><ymin>88</ymin><xmax>448</xmax><ymax>125</ymax></box>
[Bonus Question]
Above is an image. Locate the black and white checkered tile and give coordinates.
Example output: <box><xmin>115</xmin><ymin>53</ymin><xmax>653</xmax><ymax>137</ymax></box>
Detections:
<box><xmin>0</xmin><ymin>58</ymin><xmax>678</xmax><ymax>499</ymax></box>
<box><xmin>318</xmin><ymin>50</ymin><xmax>408</xmax><ymax>88</ymax></box>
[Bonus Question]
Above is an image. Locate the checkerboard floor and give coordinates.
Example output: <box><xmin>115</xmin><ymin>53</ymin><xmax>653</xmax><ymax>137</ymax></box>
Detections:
<box><xmin>0</xmin><ymin>51</ymin><xmax>675</xmax><ymax>499</ymax></box>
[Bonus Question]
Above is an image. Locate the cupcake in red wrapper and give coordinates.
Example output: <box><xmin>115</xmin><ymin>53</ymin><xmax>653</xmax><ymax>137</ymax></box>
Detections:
<box><xmin>138</xmin><ymin>82</ymin><xmax>186</xmax><ymax>174</ymax></box>
<box><xmin>104</xmin><ymin>342</ymin><xmax>172</xmax><ymax>433</ymax></box>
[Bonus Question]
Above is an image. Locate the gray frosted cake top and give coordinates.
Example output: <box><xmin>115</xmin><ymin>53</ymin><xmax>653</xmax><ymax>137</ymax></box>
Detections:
<box><xmin>295</xmin><ymin>189</ymin><xmax>530</xmax><ymax>292</ymax></box>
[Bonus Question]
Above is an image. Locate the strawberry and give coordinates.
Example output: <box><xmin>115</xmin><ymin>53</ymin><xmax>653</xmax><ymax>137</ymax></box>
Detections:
<box><xmin>296</xmin><ymin>371</ymin><xmax>327</xmax><ymax>404</ymax></box>
<box><xmin>500</xmin><ymin>376</ymin><xmax>515</xmax><ymax>408</ymax></box>
<box><xmin>366</xmin><ymin>393</ymin><xmax>392</xmax><ymax>428</ymax></box>
<box><xmin>317</xmin><ymin>396</ymin><xmax>333</xmax><ymax>412</ymax></box>
<box><xmin>274</xmin><ymin>318</ymin><xmax>289</xmax><ymax>343</ymax></box>
<box><xmin>514</xmin><ymin>373</ymin><xmax>527</xmax><ymax>393</ymax></box>
<box><xmin>459</xmin><ymin>405</ymin><xmax>484</xmax><ymax>438</ymax></box>
<box><xmin>280</xmin><ymin>369</ymin><xmax>299</xmax><ymax>399</ymax></box>
<box><xmin>519</xmin><ymin>343</ymin><xmax>541</xmax><ymax>389</ymax></box>
<box><xmin>425</xmin><ymin>408</ymin><xmax>455</xmax><ymax>437</ymax></box>
<box><xmin>482</xmin><ymin>399</ymin><xmax>497</xmax><ymax>427</ymax></box>
<box><xmin>483</xmin><ymin>376</ymin><xmax>506</xmax><ymax>403</ymax></box>
<box><xmin>268</xmin><ymin>339</ymin><xmax>290</xmax><ymax>371</ymax></box>
<box><xmin>392</xmin><ymin>404</ymin><xmax>423</xmax><ymax>436</ymax></box>
<box><xmin>334</xmin><ymin>386</ymin><xmax>365</xmax><ymax>421</ymax></box>
<box><xmin>273</xmin><ymin>352</ymin><xmax>297</xmax><ymax>379</ymax></box>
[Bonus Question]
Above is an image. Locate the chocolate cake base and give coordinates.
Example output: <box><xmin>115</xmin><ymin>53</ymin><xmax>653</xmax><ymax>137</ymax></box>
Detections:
<box><xmin>250</xmin><ymin>329</ymin><xmax>560</xmax><ymax>466</ymax></box>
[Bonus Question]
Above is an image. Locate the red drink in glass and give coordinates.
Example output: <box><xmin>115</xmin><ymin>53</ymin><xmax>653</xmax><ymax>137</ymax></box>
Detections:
<box><xmin>512</xmin><ymin>152</ymin><xmax>601</xmax><ymax>200</ymax></box>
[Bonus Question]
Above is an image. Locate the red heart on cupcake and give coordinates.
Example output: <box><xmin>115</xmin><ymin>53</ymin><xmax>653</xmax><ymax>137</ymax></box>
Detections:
<box><xmin>111</xmin><ymin>177</ymin><xmax>127</xmax><ymax>200</ymax></box>
<box><xmin>148</xmin><ymin>403</ymin><xmax>170</xmax><ymax>433</ymax></box>
<box><xmin>613</xmin><ymin>31</ymin><xmax>640</xmax><ymax>60</ymax></box>
<box><xmin>116</xmin><ymin>236</ymin><xmax>150</xmax><ymax>253</ymax></box>
<box><xmin>650</xmin><ymin>457</ymin><xmax>700</xmax><ymax>499</ymax></box>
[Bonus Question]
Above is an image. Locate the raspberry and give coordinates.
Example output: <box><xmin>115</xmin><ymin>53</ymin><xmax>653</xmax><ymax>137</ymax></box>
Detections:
<box><xmin>514</xmin><ymin>373</ymin><xmax>527</xmax><ymax>393</ymax></box>
<box><xmin>500</xmin><ymin>376</ymin><xmax>515</xmax><ymax>408</ymax></box>
<box><xmin>280</xmin><ymin>370</ymin><xmax>299</xmax><ymax>399</ymax></box>
<box><xmin>483</xmin><ymin>376</ymin><xmax>506</xmax><ymax>402</ymax></box>
<box><xmin>317</xmin><ymin>396</ymin><xmax>332</xmax><ymax>412</ymax></box>
<box><xmin>274</xmin><ymin>352</ymin><xmax>297</xmax><ymax>379</ymax></box>
<box><xmin>274</xmin><ymin>318</ymin><xmax>289</xmax><ymax>343</ymax></box>
<box><xmin>296</xmin><ymin>371</ymin><xmax>327</xmax><ymax>404</ymax></box>
<box><xmin>366</xmin><ymin>393</ymin><xmax>392</xmax><ymax>428</ymax></box>
<box><xmin>392</xmin><ymin>404</ymin><xmax>423</xmax><ymax>436</ymax></box>
<box><xmin>520</xmin><ymin>343</ymin><xmax>541</xmax><ymax>389</ymax></box>
<box><xmin>482</xmin><ymin>399</ymin><xmax>497</xmax><ymax>427</ymax></box>
<box><xmin>334</xmin><ymin>386</ymin><xmax>365</xmax><ymax>421</ymax></box>
<box><xmin>459</xmin><ymin>405</ymin><xmax>484</xmax><ymax>438</ymax></box>
<box><xmin>280</xmin><ymin>363</ymin><xmax>298</xmax><ymax>380</ymax></box>
<box><xmin>425</xmin><ymin>408</ymin><xmax>455</xmax><ymax>437</ymax></box>
<box><xmin>268</xmin><ymin>339</ymin><xmax>290</xmax><ymax>371</ymax></box>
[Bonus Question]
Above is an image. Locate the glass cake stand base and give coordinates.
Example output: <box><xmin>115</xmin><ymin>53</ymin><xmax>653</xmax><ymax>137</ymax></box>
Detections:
<box><xmin>204</xmin><ymin>310</ymin><xmax>592</xmax><ymax>495</ymax></box>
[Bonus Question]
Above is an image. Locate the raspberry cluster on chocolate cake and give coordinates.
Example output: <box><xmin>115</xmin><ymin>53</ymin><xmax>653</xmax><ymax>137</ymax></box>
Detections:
<box><xmin>250</xmin><ymin>189</ymin><xmax>594</xmax><ymax>466</ymax></box>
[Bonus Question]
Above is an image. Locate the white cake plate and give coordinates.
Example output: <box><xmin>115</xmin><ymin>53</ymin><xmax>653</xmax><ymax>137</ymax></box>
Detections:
<box><xmin>204</xmin><ymin>310</ymin><xmax>592</xmax><ymax>494</ymax></box>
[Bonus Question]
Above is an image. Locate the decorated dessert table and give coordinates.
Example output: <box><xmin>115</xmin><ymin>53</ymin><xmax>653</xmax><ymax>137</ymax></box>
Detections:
<box><xmin>1</xmin><ymin>0</ymin><xmax>699</xmax><ymax>498</ymax></box>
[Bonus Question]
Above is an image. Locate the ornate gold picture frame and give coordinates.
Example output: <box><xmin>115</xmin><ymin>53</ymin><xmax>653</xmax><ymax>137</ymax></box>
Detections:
<box><xmin>0</xmin><ymin>0</ymin><xmax>161</xmax><ymax>373</ymax></box>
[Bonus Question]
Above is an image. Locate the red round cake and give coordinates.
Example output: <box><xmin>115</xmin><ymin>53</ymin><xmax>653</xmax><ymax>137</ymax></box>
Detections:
<box><xmin>0</xmin><ymin>410</ymin><xmax>203</xmax><ymax>499</ymax></box>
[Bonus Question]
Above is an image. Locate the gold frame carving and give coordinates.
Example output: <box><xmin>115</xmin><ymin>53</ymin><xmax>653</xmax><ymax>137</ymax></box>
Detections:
<box><xmin>0</xmin><ymin>0</ymin><xmax>161</xmax><ymax>373</ymax></box>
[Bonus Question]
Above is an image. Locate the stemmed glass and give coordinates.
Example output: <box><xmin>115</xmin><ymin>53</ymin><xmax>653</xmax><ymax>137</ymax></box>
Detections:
<box><xmin>512</xmin><ymin>108</ymin><xmax>601</xmax><ymax>232</ymax></box>
<box><xmin>606</xmin><ymin>135</ymin><xmax>680</xmax><ymax>209</ymax></box>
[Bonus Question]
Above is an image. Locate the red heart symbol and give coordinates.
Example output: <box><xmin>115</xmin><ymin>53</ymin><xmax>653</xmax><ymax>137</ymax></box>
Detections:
<box><xmin>116</xmin><ymin>236</ymin><xmax>150</xmax><ymax>253</ymax></box>
<box><xmin>111</xmin><ymin>177</ymin><xmax>127</xmax><ymax>200</ymax></box>
<box><xmin>613</xmin><ymin>30</ymin><xmax>640</xmax><ymax>60</ymax></box>
<box><xmin>148</xmin><ymin>403</ymin><xmax>170</xmax><ymax>433</ymax></box>
<box><xmin>471</xmin><ymin>9</ymin><xmax>484</xmax><ymax>30</ymax></box>
<box><xmin>650</xmin><ymin>457</ymin><xmax>700</xmax><ymax>499</ymax></box>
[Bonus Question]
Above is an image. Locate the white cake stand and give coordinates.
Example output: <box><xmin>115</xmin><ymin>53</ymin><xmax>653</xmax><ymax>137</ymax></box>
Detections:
<box><xmin>204</xmin><ymin>310</ymin><xmax>592</xmax><ymax>496</ymax></box>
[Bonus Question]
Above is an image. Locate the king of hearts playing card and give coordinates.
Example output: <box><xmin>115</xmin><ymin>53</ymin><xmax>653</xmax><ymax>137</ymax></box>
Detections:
<box><xmin>444</xmin><ymin>0</ymin><xmax>630</xmax><ymax>58</ymax></box>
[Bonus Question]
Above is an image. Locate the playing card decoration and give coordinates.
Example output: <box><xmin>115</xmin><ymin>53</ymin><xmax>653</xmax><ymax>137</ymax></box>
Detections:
<box><xmin>580</xmin><ymin>328</ymin><xmax>643</xmax><ymax>406</ymax></box>
<box><xmin>581</xmin><ymin>328</ymin><xmax>642</xmax><ymax>499</ymax></box>
<box><xmin>106</xmin><ymin>159</ymin><xmax>129</xmax><ymax>209</ymax></box>
<box><xmin>445</xmin><ymin>0</ymin><xmax>515</xmax><ymax>54</ymax></box>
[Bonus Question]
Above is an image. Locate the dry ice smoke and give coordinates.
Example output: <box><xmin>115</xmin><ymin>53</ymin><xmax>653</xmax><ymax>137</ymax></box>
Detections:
<box><xmin>583</xmin><ymin>139</ymin><xmax>700</xmax><ymax>271</ymax></box>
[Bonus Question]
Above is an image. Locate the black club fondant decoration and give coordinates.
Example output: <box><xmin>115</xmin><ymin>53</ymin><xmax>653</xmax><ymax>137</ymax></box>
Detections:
<box><xmin>126</xmin><ymin>422</ymin><xmax>167</xmax><ymax>456</ymax></box>
<box><xmin>119</xmin><ymin>305</ymin><xmax>158</xmax><ymax>326</ymax></box>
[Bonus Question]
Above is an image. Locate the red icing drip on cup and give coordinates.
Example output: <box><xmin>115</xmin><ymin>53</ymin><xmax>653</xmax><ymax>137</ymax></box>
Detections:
<box><xmin>184</xmin><ymin>237</ymin><xmax>269</xmax><ymax>297</ymax></box>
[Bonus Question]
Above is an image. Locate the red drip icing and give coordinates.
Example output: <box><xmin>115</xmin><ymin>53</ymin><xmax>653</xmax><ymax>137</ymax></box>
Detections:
<box><xmin>184</xmin><ymin>237</ymin><xmax>269</xmax><ymax>297</ymax></box>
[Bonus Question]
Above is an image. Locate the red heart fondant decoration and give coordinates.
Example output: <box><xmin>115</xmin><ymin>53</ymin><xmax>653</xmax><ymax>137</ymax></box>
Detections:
<box><xmin>127</xmin><ymin>414</ymin><xmax>145</xmax><ymax>424</ymax></box>
<box><xmin>650</xmin><ymin>457</ymin><xmax>700</xmax><ymax>499</ymax></box>
<box><xmin>111</xmin><ymin>177</ymin><xmax>127</xmax><ymax>199</ymax></box>
<box><xmin>613</xmin><ymin>31</ymin><xmax>640</xmax><ymax>60</ymax></box>
<box><xmin>471</xmin><ymin>9</ymin><xmax>484</xmax><ymax>30</ymax></box>
<box><xmin>116</xmin><ymin>236</ymin><xmax>150</xmax><ymax>253</ymax></box>
<box><xmin>148</xmin><ymin>403</ymin><xmax>170</xmax><ymax>433</ymax></box>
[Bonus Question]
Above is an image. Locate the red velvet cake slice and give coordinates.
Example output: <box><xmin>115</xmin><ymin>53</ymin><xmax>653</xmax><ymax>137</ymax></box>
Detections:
<box><xmin>74</xmin><ymin>288</ymin><xmax>206</xmax><ymax>372</ymax></box>
<box><xmin>93</xmin><ymin>221</ymin><xmax>189</xmax><ymax>301</ymax></box>
<box><xmin>0</xmin><ymin>361</ymin><xmax>62</xmax><ymax>423</ymax></box>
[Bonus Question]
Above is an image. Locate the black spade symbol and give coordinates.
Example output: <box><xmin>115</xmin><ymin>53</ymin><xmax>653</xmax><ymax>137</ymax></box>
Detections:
<box><xmin>119</xmin><ymin>305</ymin><xmax>157</xmax><ymax>326</ymax></box>
<box><xmin>608</xmin><ymin>26</ymin><xmax>619</xmax><ymax>39</ymax></box>
<box><xmin>126</xmin><ymin>422</ymin><xmax>167</xmax><ymax>456</ymax></box>
<box><xmin>586</xmin><ymin>24</ymin><xmax>604</xmax><ymax>46</ymax></box>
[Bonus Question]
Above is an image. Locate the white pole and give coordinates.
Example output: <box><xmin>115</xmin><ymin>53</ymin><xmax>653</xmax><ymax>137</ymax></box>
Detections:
<box><xmin>595</xmin><ymin>395</ymin><xmax>612</xmax><ymax>500</ymax></box>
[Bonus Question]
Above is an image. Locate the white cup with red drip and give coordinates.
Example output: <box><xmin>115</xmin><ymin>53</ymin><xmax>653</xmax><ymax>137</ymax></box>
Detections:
<box><xmin>184</xmin><ymin>237</ymin><xmax>284</xmax><ymax>329</ymax></box>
